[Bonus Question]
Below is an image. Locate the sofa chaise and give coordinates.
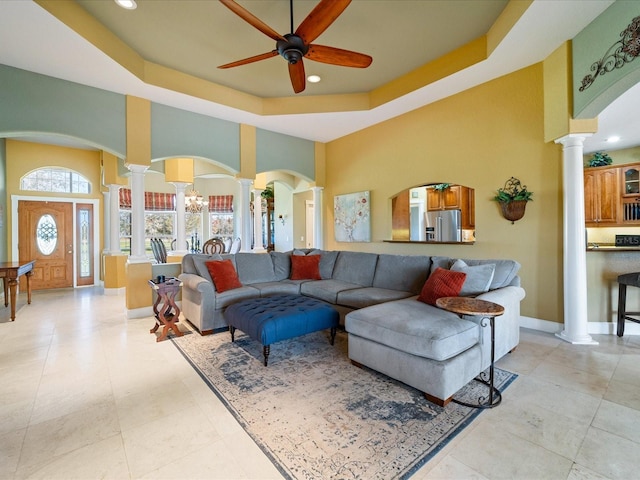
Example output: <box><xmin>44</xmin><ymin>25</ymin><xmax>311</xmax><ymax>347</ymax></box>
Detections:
<box><xmin>178</xmin><ymin>249</ymin><xmax>525</xmax><ymax>405</ymax></box>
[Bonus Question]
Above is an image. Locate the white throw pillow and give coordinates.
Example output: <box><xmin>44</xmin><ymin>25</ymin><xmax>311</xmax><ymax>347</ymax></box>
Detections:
<box><xmin>450</xmin><ymin>259</ymin><xmax>495</xmax><ymax>296</ymax></box>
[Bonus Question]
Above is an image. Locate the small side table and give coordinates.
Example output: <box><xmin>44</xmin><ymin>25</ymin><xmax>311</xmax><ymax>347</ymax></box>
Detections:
<box><xmin>148</xmin><ymin>277</ymin><xmax>184</xmax><ymax>342</ymax></box>
<box><xmin>436</xmin><ymin>296</ymin><xmax>505</xmax><ymax>409</ymax></box>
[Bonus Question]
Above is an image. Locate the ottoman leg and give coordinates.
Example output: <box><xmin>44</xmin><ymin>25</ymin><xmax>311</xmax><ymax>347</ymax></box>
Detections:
<box><xmin>230</xmin><ymin>325</ymin><xmax>236</xmax><ymax>342</ymax></box>
<box><xmin>263</xmin><ymin>345</ymin><xmax>270</xmax><ymax>367</ymax></box>
<box><xmin>330</xmin><ymin>327</ymin><xmax>337</xmax><ymax>345</ymax></box>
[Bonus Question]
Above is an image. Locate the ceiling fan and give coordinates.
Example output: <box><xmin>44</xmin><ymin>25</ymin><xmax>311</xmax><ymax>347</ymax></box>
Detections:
<box><xmin>217</xmin><ymin>0</ymin><xmax>372</xmax><ymax>94</ymax></box>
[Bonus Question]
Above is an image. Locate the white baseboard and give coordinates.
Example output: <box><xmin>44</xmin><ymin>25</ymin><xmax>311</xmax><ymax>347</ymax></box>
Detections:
<box><xmin>519</xmin><ymin>316</ymin><xmax>563</xmax><ymax>334</ymax></box>
<box><xmin>520</xmin><ymin>315</ymin><xmax>640</xmax><ymax>335</ymax></box>
<box><xmin>104</xmin><ymin>287</ymin><xmax>126</xmax><ymax>296</ymax></box>
<box><xmin>126</xmin><ymin>306</ymin><xmax>154</xmax><ymax>319</ymax></box>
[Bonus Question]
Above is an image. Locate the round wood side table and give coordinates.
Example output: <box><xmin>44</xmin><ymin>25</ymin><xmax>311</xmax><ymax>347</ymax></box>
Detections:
<box><xmin>436</xmin><ymin>296</ymin><xmax>505</xmax><ymax>409</ymax></box>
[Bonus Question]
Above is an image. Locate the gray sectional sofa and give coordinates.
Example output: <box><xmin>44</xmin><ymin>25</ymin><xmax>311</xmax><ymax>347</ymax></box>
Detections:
<box><xmin>179</xmin><ymin>249</ymin><xmax>525</xmax><ymax>405</ymax></box>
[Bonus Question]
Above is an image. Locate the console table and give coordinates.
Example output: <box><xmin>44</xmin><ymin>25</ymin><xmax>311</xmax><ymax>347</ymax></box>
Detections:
<box><xmin>148</xmin><ymin>277</ymin><xmax>183</xmax><ymax>342</ymax></box>
<box><xmin>0</xmin><ymin>260</ymin><xmax>35</xmax><ymax>321</ymax></box>
<box><xmin>436</xmin><ymin>296</ymin><xmax>505</xmax><ymax>408</ymax></box>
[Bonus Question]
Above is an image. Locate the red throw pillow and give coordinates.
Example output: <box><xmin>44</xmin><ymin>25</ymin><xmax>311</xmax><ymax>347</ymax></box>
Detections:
<box><xmin>205</xmin><ymin>259</ymin><xmax>243</xmax><ymax>293</ymax></box>
<box><xmin>417</xmin><ymin>267</ymin><xmax>467</xmax><ymax>306</ymax></box>
<box><xmin>290</xmin><ymin>254</ymin><xmax>322</xmax><ymax>280</ymax></box>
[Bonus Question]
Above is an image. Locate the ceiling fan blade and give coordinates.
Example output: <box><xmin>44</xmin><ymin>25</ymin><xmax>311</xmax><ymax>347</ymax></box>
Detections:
<box><xmin>306</xmin><ymin>44</ymin><xmax>372</xmax><ymax>68</ymax></box>
<box><xmin>218</xmin><ymin>50</ymin><xmax>278</xmax><ymax>69</ymax></box>
<box><xmin>288</xmin><ymin>60</ymin><xmax>306</xmax><ymax>94</ymax></box>
<box><xmin>219</xmin><ymin>0</ymin><xmax>286</xmax><ymax>42</ymax></box>
<box><xmin>295</xmin><ymin>0</ymin><xmax>351</xmax><ymax>44</ymax></box>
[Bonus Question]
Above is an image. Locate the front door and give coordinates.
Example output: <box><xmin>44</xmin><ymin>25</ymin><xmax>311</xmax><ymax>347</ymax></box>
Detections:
<box><xmin>18</xmin><ymin>200</ymin><xmax>74</xmax><ymax>290</ymax></box>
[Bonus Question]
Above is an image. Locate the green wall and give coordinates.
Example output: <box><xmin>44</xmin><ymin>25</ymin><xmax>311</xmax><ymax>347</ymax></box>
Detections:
<box><xmin>256</xmin><ymin>128</ymin><xmax>315</xmax><ymax>181</ymax></box>
<box><xmin>573</xmin><ymin>1</ymin><xmax>640</xmax><ymax>118</ymax></box>
<box><xmin>151</xmin><ymin>103</ymin><xmax>240</xmax><ymax>170</ymax></box>
<box><xmin>0</xmin><ymin>65</ymin><xmax>125</xmax><ymax>156</ymax></box>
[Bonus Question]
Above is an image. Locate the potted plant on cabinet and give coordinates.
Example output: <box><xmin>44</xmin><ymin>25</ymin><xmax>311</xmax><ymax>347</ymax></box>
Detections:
<box><xmin>494</xmin><ymin>177</ymin><xmax>533</xmax><ymax>223</ymax></box>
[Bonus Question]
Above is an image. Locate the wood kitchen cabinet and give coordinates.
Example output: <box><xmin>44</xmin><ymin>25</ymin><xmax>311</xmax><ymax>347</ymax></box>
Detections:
<box><xmin>427</xmin><ymin>185</ymin><xmax>475</xmax><ymax>229</ymax></box>
<box><xmin>584</xmin><ymin>166</ymin><xmax>620</xmax><ymax>226</ymax></box>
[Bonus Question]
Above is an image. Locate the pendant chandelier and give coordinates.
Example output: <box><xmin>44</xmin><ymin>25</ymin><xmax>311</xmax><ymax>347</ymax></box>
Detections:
<box><xmin>185</xmin><ymin>189</ymin><xmax>207</xmax><ymax>213</ymax></box>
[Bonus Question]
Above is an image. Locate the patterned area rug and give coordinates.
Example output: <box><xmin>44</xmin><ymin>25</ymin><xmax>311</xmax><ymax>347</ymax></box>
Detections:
<box><xmin>172</xmin><ymin>328</ymin><xmax>517</xmax><ymax>479</ymax></box>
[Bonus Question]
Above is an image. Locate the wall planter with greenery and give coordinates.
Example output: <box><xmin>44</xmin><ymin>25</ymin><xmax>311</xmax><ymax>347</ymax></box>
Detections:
<box><xmin>494</xmin><ymin>177</ymin><xmax>533</xmax><ymax>224</ymax></box>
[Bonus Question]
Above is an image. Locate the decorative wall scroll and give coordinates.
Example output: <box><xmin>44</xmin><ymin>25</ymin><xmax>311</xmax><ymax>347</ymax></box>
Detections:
<box><xmin>579</xmin><ymin>15</ymin><xmax>640</xmax><ymax>92</ymax></box>
<box><xmin>334</xmin><ymin>191</ymin><xmax>370</xmax><ymax>242</ymax></box>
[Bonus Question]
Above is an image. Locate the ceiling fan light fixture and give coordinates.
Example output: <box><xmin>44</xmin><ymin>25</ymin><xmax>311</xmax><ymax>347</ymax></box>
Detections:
<box><xmin>307</xmin><ymin>75</ymin><xmax>321</xmax><ymax>83</ymax></box>
<box><xmin>114</xmin><ymin>0</ymin><xmax>137</xmax><ymax>10</ymax></box>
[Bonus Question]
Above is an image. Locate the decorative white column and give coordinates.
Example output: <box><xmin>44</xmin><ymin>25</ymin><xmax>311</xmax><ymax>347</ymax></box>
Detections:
<box><xmin>311</xmin><ymin>187</ymin><xmax>324</xmax><ymax>249</ymax></box>
<box><xmin>102</xmin><ymin>190</ymin><xmax>111</xmax><ymax>254</ymax></box>
<box><xmin>109</xmin><ymin>184</ymin><xmax>121</xmax><ymax>254</ymax></box>
<box><xmin>252</xmin><ymin>188</ymin><xmax>266</xmax><ymax>253</ymax></box>
<box><xmin>172</xmin><ymin>182</ymin><xmax>189</xmax><ymax>255</ymax></box>
<box><xmin>238</xmin><ymin>178</ymin><xmax>253</xmax><ymax>253</ymax></box>
<box><xmin>127</xmin><ymin>164</ymin><xmax>149</xmax><ymax>263</ymax></box>
<box><xmin>555</xmin><ymin>134</ymin><xmax>598</xmax><ymax>345</ymax></box>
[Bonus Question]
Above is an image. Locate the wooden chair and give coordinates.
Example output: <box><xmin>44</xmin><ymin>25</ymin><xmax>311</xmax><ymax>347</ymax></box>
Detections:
<box><xmin>229</xmin><ymin>237</ymin><xmax>241</xmax><ymax>254</ymax></box>
<box><xmin>150</xmin><ymin>238</ymin><xmax>167</xmax><ymax>263</ymax></box>
<box><xmin>202</xmin><ymin>237</ymin><xmax>225</xmax><ymax>254</ymax></box>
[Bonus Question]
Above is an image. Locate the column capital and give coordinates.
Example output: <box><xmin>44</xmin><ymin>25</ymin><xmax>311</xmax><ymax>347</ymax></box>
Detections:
<box><xmin>237</xmin><ymin>178</ymin><xmax>254</xmax><ymax>187</ymax></box>
<box><xmin>125</xmin><ymin>163</ymin><xmax>149</xmax><ymax>174</ymax></box>
<box><xmin>554</xmin><ymin>133</ymin><xmax>593</xmax><ymax>148</ymax></box>
<box><xmin>171</xmin><ymin>182</ymin><xmax>190</xmax><ymax>192</ymax></box>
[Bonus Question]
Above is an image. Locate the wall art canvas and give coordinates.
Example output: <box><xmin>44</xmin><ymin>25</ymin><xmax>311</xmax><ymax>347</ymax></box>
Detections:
<box><xmin>334</xmin><ymin>190</ymin><xmax>370</xmax><ymax>242</ymax></box>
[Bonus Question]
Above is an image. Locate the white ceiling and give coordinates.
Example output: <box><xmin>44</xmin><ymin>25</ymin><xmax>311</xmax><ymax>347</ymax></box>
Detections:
<box><xmin>0</xmin><ymin>0</ymin><xmax>635</xmax><ymax>154</ymax></box>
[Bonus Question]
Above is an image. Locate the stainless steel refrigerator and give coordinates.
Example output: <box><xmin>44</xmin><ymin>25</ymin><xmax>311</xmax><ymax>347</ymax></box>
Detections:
<box><xmin>425</xmin><ymin>209</ymin><xmax>461</xmax><ymax>242</ymax></box>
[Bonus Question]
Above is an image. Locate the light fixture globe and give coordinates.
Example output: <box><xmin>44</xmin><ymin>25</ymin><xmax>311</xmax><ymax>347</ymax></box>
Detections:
<box><xmin>185</xmin><ymin>189</ymin><xmax>207</xmax><ymax>213</ymax></box>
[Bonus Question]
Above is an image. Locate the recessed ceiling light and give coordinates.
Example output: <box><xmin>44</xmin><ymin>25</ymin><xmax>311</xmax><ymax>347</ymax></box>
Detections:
<box><xmin>606</xmin><ymin>136</ymin><xmax>620</xmax><ymax>143</ymax></box>
<box><xmin>115</xmin><ymin>0</ymin><xmax>137</xmax><ymax>10</ymax></box>
<box><xmin>307</xmin><ymin>75</ymin><xmax>321</xmax><ymax>83</ymax></box>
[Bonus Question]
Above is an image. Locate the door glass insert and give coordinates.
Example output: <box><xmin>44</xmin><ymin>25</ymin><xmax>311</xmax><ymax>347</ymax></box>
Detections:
<box><xmin>79</xmin><ymin>208</ymin><xmax>90</xmax><ymax>277</ymax></box>
<box><xmin>36</xmin><ymin>214</ymin><xmax>57</xmax><ymax>255</ymax></box>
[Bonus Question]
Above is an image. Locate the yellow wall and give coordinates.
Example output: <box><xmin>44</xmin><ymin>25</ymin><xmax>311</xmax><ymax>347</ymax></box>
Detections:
<box><xmin>5</xmin><ymin>139</ymin><xmax>103</xmax><ymax>261</ymax></box>
<box><xmin>325</xmin><ymin>64</ymin><xmax>563</xmax><ymax>323</ymax></box>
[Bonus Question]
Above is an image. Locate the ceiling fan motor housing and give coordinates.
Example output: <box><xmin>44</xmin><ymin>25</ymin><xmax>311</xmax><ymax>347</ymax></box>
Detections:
<box><xmin>277</xmin><ymin>34</ymin><xmax>309</xmax><ymax>64</ymax></box>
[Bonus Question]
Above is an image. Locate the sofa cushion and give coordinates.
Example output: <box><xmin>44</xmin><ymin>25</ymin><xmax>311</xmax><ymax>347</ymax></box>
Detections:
<box><xmin>309</xmin><ymin>249</ymin><xmax>339</xmax><ymax>279</ymax></box>
<box><xmin>206</xmin><ymin>259</ymin><xmax>243</xmax><ymax>293</ymax></box>
<box><xmin>417</xmin><ymin>267</ymin><xmax>466</xmax><ymax>306</ymax></box>
<box><xmin>235</xmin><ymin>253</ymin><xmax>276</xmax><ymax>284</ymax></box>
<box><xmin>193</xmin><ymin>254</ymin><xmax>224</xmax><ymax>282</ymax></box>
<box><xmin>431</xmin><ymin>256</ymin><xmax>520</xmax><ymax>290</ymax></box>
<box><xmin>270</xmin><ymin>251</ymin><xmax>292</xmax><ymax>280</ymax></box>
<box><xmin>290</xmin><ymin>254</ymin><xmax>322</xmax><ymax>280</ymax></box>
<box><xmin>345</xmin><ymin>298</ymin><xmax>479</xmax><ymax>361</ymax></box>
<box><xmin>247</xmin><ymin>281</ymin><xmax>301</xmax><ymax>297</ymax></box>
<box><xmin>450</xmin><ymin>259</ymin><xmax>495</xmax><ymax>296</ymax></box>
<box><xmin>373</xmin><ymin>254</ymin><xmax>431</xmax><ymax>294</ymax></box>
<box><xmin>300</xmin><ymin>279</ymin><xmax>362</xmax><ymax>304</ymax></box>
<box><xmin>214</xmin><ymin>286</ymin><xmax>261</xmax><ymax>310</ymax></box>
<box><xmin>332</xmin><ymin>251</ymin><xmax>378</xmax><ymax>286</ymax></box>
<box><xmin>336</xmin><ymin>287</ymin><xmax>414</xmax><ymax>309</ymax></box>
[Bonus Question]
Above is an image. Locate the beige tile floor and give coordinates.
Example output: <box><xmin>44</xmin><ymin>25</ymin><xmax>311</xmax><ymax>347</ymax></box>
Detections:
<box><xmin>1</xmin><ymin>287</ymin><xmax>640</xmax><ymax>479</ymax></box>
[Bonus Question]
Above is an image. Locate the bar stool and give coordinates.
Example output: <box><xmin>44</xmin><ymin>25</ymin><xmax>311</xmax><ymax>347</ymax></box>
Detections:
<box><xmin>617</xmin><ymin>272</ymin><xmax>640</xmax><ymax>336</ymax></box>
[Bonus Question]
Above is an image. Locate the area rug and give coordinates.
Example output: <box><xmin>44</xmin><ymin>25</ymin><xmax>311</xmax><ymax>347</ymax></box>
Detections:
<box><xmin>172</xmin><ymin>328</ymin><xmax>517</xmax><ymax>480</ymax></box>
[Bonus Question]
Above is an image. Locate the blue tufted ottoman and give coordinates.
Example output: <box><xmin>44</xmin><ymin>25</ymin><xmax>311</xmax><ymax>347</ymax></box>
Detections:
<box><xmin>225</xmin><ymin>294</ymin><xmax>339</xmax><ymax>366</ymax></box>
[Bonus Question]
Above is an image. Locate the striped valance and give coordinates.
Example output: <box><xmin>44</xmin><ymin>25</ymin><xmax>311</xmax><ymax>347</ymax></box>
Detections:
<box><xmin>209</xmin><ymin>195</ymin><xmax>234</xmax><ymax>214</ymax></box>
<box><xmin>119</xmin><ymin>188</ymin><xmax>176</xmax><ymax>211</ymax></box>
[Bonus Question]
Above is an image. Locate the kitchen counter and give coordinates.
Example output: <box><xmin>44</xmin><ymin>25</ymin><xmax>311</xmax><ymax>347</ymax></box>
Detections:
<box><xmin>587</xmin><ymin>243</ymin><xmax>640</xmax><ymax>251</ymax></box>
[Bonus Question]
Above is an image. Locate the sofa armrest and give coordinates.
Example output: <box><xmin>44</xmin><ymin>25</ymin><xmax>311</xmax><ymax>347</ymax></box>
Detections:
<box><xmin>178</xmin><ymin>273</ymin><xmax>217</xmax><ymax>334</ymax></box>
<box><xmin>465</xmin><ymin>285</ymin><xmax>526</xmax><ymax>368</ymax></box>
<box><xmin>179</xmin><ymin>272</ymin><xmax>214</xmax><ymax>294</ymax></box>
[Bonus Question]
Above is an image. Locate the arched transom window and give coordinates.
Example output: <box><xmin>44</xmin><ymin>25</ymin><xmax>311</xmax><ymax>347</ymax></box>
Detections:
<box><xmin>21</xmin><ymin>167</ymin><xmax>91</xmax><ymax>194</ymax></box>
